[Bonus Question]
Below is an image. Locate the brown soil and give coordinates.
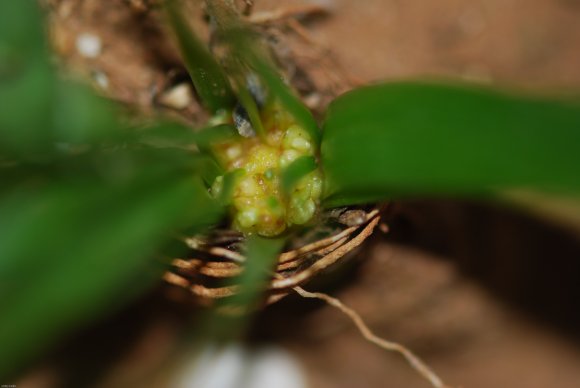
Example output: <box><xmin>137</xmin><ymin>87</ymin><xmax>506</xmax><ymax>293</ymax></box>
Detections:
<box><xmin>23</xmin><ymin>1</ymin><xmax>580</xmax><ymax>387</ymax></box>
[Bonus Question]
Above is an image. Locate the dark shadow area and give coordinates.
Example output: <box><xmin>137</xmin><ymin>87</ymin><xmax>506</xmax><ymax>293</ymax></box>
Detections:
<box><xmin>37</xmin><ymin>288</ymin><xmax>193</xmax><ymax>388</ymax></box>
<box><xmin>385</xmin><ymin>199</ymin><xmax>580</xmax><ymax>342</ymax></box>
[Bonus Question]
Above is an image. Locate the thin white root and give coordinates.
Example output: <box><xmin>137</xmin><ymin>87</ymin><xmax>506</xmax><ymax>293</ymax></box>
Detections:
<box><xmin>293</xmin><ymin>286</ymin><xmax>450</xmax><ymax>388</ymax></box>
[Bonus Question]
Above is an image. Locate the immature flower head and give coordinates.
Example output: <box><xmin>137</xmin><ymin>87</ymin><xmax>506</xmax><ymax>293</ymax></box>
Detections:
<box><xmin>211</xmin><ymin>101</ymin><xmax>322</xmax><ymax>236</ymax></box>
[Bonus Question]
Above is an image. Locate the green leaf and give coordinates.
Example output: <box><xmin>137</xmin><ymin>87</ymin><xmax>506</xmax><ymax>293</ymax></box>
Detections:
<box><xmin>0</xmin><ymin>71</ymin><xmax>121</xmax><ymax>160</ymax></box>
<box><xmin>0</xmin><ymin>1</ymin><xmax>46</xmax><ymax>71</ymax></box>
<box><xmin>196</xmin><ymin>235</ymin><xmax>284</xmax><ymax>342</ymax></box>
<box><xmin>0</xmin><ymin>173</ymin><xmax>223</xmax><ymax>379</ymax></box>
<box><xmin>205</xmin><ymin>0</ymin><xmax>320</xmax><ymax>145</ymax></box>
<box><xmin>281</xmin><ymin>155</ymin><xmax>317</xmax><ymax>195</ymax></box>
<box><xmin>165</xmin><ymin>0</ymin><xmax>235</xmax><ymax>113</ymax></box>
<box><xmin>139</xmin><ymin>122</ymin><xmax>239</xmax><ymax>149</ymax></box>
<box><xmin>216</xmin><ymin>168</ymin><xmax>244</xmax><ymax>205</ymax></box>
<box><xmin>233</xmin><ymin>235</ymin><xmax>285</xmax><ymax>309</ymax></box>
<box><xmin>321</xmin><ymin>82</ymin><xmax>580</xmax><ymax>207</ymax></box>
<box><xmin>0</xmin><ymin>1</ymin><xmax>121</xmax><ymax>160</ymax></box>
<box><xmin>0</xmin><ymin>0</ymin><xmax>227</xmax><ymax>379</ymax></box>
<box><xmin>51</xmin><ymin>82</ymin><xmax>120</xmax><ymax>145</ymax></box>
<box><xmin>0</xmin><ymin>0</ymin><xmax>53</xmax><ymax>156</ymax></box>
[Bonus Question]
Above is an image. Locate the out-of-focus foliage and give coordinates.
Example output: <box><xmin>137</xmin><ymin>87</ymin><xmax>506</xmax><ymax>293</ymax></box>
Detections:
<box><xmin>0</xmin><ymin>1</ymin><xmax>223</xmax><ymax>379</ymax></box>
<box><xmin>191</xmin><ymin>235</ymin><xmax>284</xmax><ymax>344</ymax></box>
<box><xmin>281</xmin><ymin>156</ymin><xmax>318</xmax><ymax>195</ymax></box>
<box><xmin>322</xmin><ymin>82</ymin><xmax>580</xmax><ymax>207</ymax></box>
<box><xmin>210</xmin><ymin>236</ymin><xmax>284</xmax><ymax>339</ymax></box>
<box><xmin>232</xmin><ymin>235</ymin><xmax>284</xmax><ymax>310</ymax></box>
<box><xmin>0</xmin><ymin>2</ymin><xmax>119</xmax><ymax>159</ymax></box>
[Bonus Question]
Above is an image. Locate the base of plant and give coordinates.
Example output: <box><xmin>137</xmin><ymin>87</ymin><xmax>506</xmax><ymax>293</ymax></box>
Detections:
<box><xmin>164</xmin><ymin>206</ymin><xmax>382</xmax><ymax>305</ymax></box>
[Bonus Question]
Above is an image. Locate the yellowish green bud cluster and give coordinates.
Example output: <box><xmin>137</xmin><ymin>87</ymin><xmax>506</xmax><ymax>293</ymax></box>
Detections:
<box><xmin>211</xmin><ymin>104</ymin><xmax>322</xmax><ymax>236</ymax></box>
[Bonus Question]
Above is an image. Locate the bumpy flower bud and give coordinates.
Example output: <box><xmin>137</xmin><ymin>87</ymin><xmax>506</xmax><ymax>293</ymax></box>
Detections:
<box><xmin>211</xmin><ymin>102</ymin><xmax>322</xmax><ymax>236</ymax></box>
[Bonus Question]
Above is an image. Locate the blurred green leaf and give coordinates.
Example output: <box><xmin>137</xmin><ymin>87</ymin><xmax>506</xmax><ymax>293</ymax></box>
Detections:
<box><xmin>207</xmin><ymin>235</ymin><xmax>284</xmax><ymax>340</ymax></box>
<box><xmin>0</xmin><ymin>71</ymin><xmax>121</xmax><ymax>160</ymax></box>
<box><xmin>234</xmin><ymin>235</ymin><xmax>284</xmax><ymax>309</ymax></box>
<box><xmin>0</xmin><ymin>1</ymin><xmax>45</xmax><ymax>61</ymax></box>
<box><xmin>51</xmin><ymin>82</ymin><xmax>120</xmax><ymax>144</ymax></box>
<box><xmin>165</xmin><ymin>0</ymin><xmax>235</xmax><ymax>113</ymax></box>
<box><xmin>0</xmin><ymin>25</ymin><xmax>53</xmax><ymax>157</ymax></box>
<box><xmin>191</xmin><ymin>234</ymin><xmax>284</xmax><ymax>347</ymax></box>
<box><xmin>0</xmin><ymin>1</ymin><xmax>228</xmax><ymax>378</ymax></box>
<box><xmin>0</xmin><ymin>170</ymin><xmax>223</xmax><ymax>379</ymax></box>
<box><xmin>281</xmin><ymin>155</ymin><xmax>317</xmax><ymax>195</ymax></box>
<box><xmin>215</xmin><ymin>168</ymin><xmax>244</xmax><ymax>205</ymax></box>
<box><xmin>322</xmin><ymin>82</ymin><xmax>580</xmax><ymax>207</ymax></box>
<box><xmin>139</xmin><ymin>122</ymin><xmax>239</xmax><ymax>150</ymax></box>
<box><xmin>0</xmin><ymin>62</ymin><xmax>54</xmax><ymax>156</ymax></box>
<box><xmin>0</xmin><ymin>1</ymin><xmax>121</xmax><ymax>160</ymax></box>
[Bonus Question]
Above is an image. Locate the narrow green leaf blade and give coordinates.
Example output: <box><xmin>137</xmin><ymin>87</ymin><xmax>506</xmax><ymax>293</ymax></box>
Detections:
<box><xmin>202</xmin><ymin>235</ymin><xmax>284</xmax><ymax>341</ymax></box>
<box><xmin>165</xmin><ymin>0</ymin><xmax>235</xmax><ymax>113</ymax></box>
<box><xmin>205</xmin><ymin>0</ymin><xmax>320</xmax><ymax>145</ymax></box>
<box><xmin>322</xmin><ymin>82</ymin><xmax>580</xmax><ymax>206</ymax></box>
<box><xmin>233</xmin><ymin>235</ymin><xmax>285</xmax><ymax>309</ymax></box>
<box><xmin>281</xmin><ymin>155</ymin><xmax>317</xmax><ymax>195</ymax></box>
